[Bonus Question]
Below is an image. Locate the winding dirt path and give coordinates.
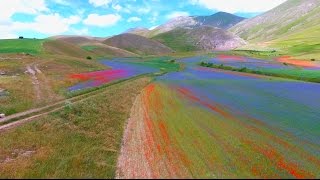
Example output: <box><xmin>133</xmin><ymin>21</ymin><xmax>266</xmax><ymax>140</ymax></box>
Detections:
<box><xmin>0</xmin><ymin>75</ymin><xmax>150</xmax><ymax>132</ymax></box>
<box><xmin>26</xmin><ymin>64</ymin><xmax>42</xmax><ymax>100</ymax></box>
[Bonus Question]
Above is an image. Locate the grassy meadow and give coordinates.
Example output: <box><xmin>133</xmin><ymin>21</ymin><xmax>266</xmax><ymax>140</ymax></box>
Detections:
<box><xmin>0</xmin><ymin>77</ymin><xmax>151</xmax><ymax>178</ymax></box>
<box><xmin>0</xmin><ymin>39</ymin><xmax>45</xmax><ymax>55</ymax></box>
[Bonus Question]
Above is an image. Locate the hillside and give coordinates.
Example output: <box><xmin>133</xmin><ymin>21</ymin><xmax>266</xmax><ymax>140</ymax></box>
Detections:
<box><xmin>43</xmin><ymin>39</ymin><xmax>95</xmax><ymax>58</ymax></box>
<box><xmin>81</xmin><ymin>43</ymin><xmax>138</xmax><ymax>57</ymax></box>
<box><xmin>269</xmin><ymin>23</ymin><xmax>320</xmax><ymax>59</ymax></box>
<box><xmin>149</xmin><ymin>12</ymin><xmax>245</xmax><ymax>37</ymax></box>
<box><xmin>230</xmin><ymin>0</ymin><xmax>320</xmax><ymax>42</ymax></box>
<box><xmin>103</xmin><ymin>33</ymin><xmax>173</xmax><ymax>55</ymax></box>
<box><xmin>49</xmin><ymin>36</ymin><xmax>136</xmax><ymax>57</ymax></box>
<box><xmin>153</xmin><ymin>26</ymin><xmax>246</xmax><ymax>52</ymax></box>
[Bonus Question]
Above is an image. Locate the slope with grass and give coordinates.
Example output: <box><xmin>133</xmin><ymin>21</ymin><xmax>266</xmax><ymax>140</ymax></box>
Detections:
<box><xmin>43</xmin><ymin>39</ymin><xmax>94</xmax><ymax>59</ymax></box>
<box><xmin>230</xmin><ymin>0</ymin><xmax>320</xmax><ymax>42</ymax></box>
<box><xmin>80</xmin><ymin>43</ymin><xmax>137</xmax><ymax>57</ymax></box>
<box><xmin>268</xmin><ymin>24</ymin><xmax>320</xmax><ymax>59</ymax></box>
<box><xmin>153</xmin><ymin>26</ymin><xmax>246</xmax><ymax>52</ymax></box>
<box><xmin>103</xmin><ymin>33</ymin><xmax>173</xmax><ymax>55</ymax></box>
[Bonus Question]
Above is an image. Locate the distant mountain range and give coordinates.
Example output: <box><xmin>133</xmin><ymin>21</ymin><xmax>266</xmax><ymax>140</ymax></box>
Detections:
<box><xmin>46</xmin><ymin>0</ymin><xmax>320</xmax><ymax>57</ymax></box>
<box><xmin>128</xmin><ymin>12</ymin><xmax>245</xmax><ymax>37</ymax></box>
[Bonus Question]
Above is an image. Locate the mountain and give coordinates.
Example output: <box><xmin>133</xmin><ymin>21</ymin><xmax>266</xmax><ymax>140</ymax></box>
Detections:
<box><xmin>103</xmin><ymin>33</ymin><xmax>174</xmax><ymax>55</ymax></box>
<box><xmin>230</xmin><ymin>0</ymin><xmax>320</xmax><ymax>42</ymax></box>
<box><xmin>148</xmin><ymin>12</ymin><xmax>245</xmax><ymax>37</ymax></box>
<box><xmin>194</xmin><ymin>12</ymin><xmax>245</xmax><ymax>29</ymax></box>
<box><xmin>153</xmin><ymin>26</ymin><xmax>246</xmax><ymax>52</ymax></box>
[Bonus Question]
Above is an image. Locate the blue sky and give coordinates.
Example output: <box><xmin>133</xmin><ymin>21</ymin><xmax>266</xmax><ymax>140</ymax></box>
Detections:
<box><xmin>0</xmin><ymin>0</ymin><xmax>286</xmax><ymax>39</ymax></box>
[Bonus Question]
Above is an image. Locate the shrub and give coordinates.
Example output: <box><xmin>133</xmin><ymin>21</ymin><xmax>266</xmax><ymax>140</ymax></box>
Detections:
<box><xmin>239</xmin><ymin>67</ymin><xmax>247</xmax><ymax>72</ymax></box>
<box><xmin>86</xmin><ymin>56</ymin><xmax>92</xmax><ymax>60</ymax></box>
<box><xmin>19</xmin><ymin>36</ymin><xmax>24</xmax><ymax>39</ymax></box>
<box><xmin>311</xmin><ymin>59</ymin><xmax>316</xmax><ymax>61</ymax></box>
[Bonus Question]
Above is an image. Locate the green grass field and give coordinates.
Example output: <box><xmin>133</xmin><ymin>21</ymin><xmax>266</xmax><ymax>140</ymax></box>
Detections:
<box><xmin>269</xmin><ymin>24</ymin><xmax>320</xmax><ymax>60</ymax></box>
<box><xmin>0</xmin><ymin>39</ymin><xmax>45</xmax><ymax>54</ymax></box>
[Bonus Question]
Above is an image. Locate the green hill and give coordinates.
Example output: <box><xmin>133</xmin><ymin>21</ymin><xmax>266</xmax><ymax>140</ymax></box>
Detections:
<box><xmin>230</xmin><ymin>0</ymin><xmax>320</xmax><ymax>42</ymax></box>
<box><xmin>0</xmin><ymin>39</ymin><xmax>45</xmax><ymax>54</ymax></box>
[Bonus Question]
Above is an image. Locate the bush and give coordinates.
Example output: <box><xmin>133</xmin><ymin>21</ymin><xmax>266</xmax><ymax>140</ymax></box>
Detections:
<box><xmin>239</xmin><ymin>67</ymin><xmax>248</xmax><ymax>72</ymax></box>
<box><xmin>86</xmin><ymin>56</ymin><xmax>92</xmax><ymax>60</ymax></box>
<box><xmin>311</xmin><ymin>59</ymin><xmax>316</xmax><ymax>61</ymax></box>
<box><xmin>19</xmin><ymin>36</ymin><xmax>24</xmax><ymax>39</ymax></box>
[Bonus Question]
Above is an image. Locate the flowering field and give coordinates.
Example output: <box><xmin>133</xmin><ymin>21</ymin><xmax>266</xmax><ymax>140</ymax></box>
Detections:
<box><xmin>68</xmin><ymin>57</ymin><xmax>178</xmax><ymax>91</ymax></box>
<box><xmin>117</xmin><ymin>56</ymin><xmax>320</xmax><ymax>178</ymax></box>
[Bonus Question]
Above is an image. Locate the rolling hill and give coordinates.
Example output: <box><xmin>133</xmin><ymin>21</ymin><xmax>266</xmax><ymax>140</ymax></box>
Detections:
<box><xmin>153</xmin><ymin>26</ymin><xmax>246</xmax><ymax>52</ymax></box>
<box><xmin>43</xmin><ymin>39</ymin><xmax>94</xmax><ymax>58</ymax></box>
<box><xmin>230</xmin><ymin>0</ymin><xmax>320</xmax><ymax>42</ymax></box>
<box><xmin>48</xmin><ymin>36</ymin><xmax>137</xmax><ymax>57</ymax></box>
<box><xmin>103</xmin><ymin>33</ymin><xmax>174</xmax><ymax>55</ymax></box>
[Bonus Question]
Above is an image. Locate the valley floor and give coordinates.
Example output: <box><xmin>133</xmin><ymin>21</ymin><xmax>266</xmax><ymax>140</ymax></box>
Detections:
<box><xmin>0</xmin><ymin>55</ymin><xmax>319</xmax><ymax>178</ymax></box>
<box><xmin>117</xmin><ymin>56</ymin><xmax>320</xmax><ymax>178</ymax></box>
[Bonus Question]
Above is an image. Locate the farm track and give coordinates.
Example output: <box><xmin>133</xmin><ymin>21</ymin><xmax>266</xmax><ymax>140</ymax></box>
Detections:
<box><xmin>0</xmin><ymin>74</ymin><xmax>152</xmax><ymax>132</ymax></box>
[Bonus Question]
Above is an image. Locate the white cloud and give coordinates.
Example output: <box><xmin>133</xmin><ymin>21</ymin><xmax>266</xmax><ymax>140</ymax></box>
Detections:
<box><xmin>166</xmin><ymin>11</ymin><xmax>190</xmax><ymax>19</ymax></box>
<box><xmin>127</xmin><ymin>17</ymin><xmax>141</xmax><ymax>22</ymax></box>
<box><xmin>112</xmin><ymin>4</ymin><xmax>122</xmax><ymax>11</ymax></box>
<box><xmin>149</xmin><ymin>25</ymin><xmax>158</xmax><ymax>30</ymax></box>
<box><xmin>0</xmin><ymin>26</ymin><xmax>17</xmax><ymax>39</ymax></box>
<box><xmin>0</xmin><ymin>0</ymin><xmax>48</xmax><ymax>21</ymax></box>
<box><xmin>190</xmin><ymin>0</ymin><xmax>286</xmax><ymax>13</ymax></box>
<box><xmin>83</xmin><ymin>14</ymin><xmax>121</xmax><ymax>27</ymax></box>
<box><xmin>88</xmin><ymin>0</ymin><xmax>112</xmax><ymax>7</ymax></box>
<box><xmin>13</xmin><ymin>14</ymin><xmax>81</xmax><ymax>35</ymax></box>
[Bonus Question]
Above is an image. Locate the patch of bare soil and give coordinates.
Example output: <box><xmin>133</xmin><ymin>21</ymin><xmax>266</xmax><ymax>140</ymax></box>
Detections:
<box><xmin>0</xmin><ymin>149</ymin><xmax>35</xmax><ymax>164</ymax></box>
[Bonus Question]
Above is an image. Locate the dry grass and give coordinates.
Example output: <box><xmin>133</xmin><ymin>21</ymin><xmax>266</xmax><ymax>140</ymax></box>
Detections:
<box><xmin>0</xmin><ymin>77</ymin><xmax>151</xmax><ymax>178</ymax></box>
<box><xmin>0</xmin><ymin>54</ymin><xmax>106</xmax><ymax>115</ymax></box>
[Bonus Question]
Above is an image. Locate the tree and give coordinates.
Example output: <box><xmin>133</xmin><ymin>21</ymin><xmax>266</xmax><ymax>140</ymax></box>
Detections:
<box><xmin>19</xmin><ymin>36</ymin><xmax>24</xmax><ymax>39</ymax></box>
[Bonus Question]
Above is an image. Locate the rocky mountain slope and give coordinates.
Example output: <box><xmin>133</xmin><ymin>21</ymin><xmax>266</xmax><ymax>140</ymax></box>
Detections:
<box><xmin>153</xmin><ymin>26</ymin><xmax>246</xmax><ymax>52</ymax></box>
<box><xmin>145</xmin><ymin>12</ymin><xmax>245</xmax><ymax>37</ymax></box>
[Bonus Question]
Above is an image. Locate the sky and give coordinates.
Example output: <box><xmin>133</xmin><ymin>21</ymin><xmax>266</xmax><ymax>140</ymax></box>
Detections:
<box><xmin>0</xmin><ymin>0</ymin><xmax>287</xmax><ymax>39</ymax></box>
